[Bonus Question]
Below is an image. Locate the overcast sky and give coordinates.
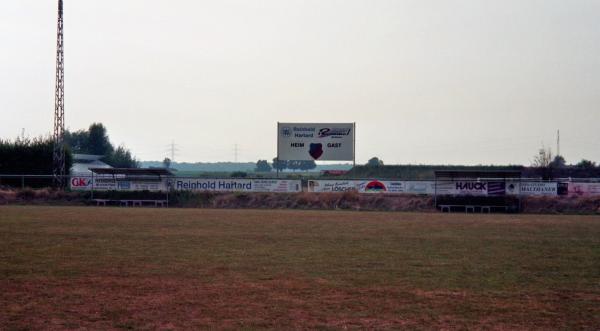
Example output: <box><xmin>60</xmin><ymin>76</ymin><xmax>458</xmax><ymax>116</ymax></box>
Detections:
<box><xmin>1</xmin><ymin>0</ymin><xmax>599</xmax><ymax>164</ymax></box>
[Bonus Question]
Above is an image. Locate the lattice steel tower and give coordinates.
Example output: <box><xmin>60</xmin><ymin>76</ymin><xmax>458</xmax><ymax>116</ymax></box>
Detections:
<box><xmin>53</xmin><ymin>0</ymin><xmax>66</xmax><ymax>188</ymax></box>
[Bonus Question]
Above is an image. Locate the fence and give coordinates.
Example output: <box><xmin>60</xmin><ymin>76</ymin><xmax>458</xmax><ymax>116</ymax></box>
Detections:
<box><xmin>2</xmin><ymin>174</ymin><xmax>600</xmax><ymax>197</ymax></box>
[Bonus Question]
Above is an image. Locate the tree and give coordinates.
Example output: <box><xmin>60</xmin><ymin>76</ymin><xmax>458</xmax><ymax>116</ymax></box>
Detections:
<box><xmin>576</xmin><ymin>159</ymin><xmax>597</xmax><ymax>169</ymax></box>
<box><xmin>367</xmin><ymin>157</ymin><xmax>384</xmax><ymax>167</ymax></box>
<box><xmin>64</xmin><ymin>123</ymin><xmax>140</xmax><ymax>168</ymax></box>
<box><xmin>532</xmin><ymin>147</ymin><xmax>553</xmax><ymax>168</ymax></box>
<box><xmin>549</xmin><ymin>155</ymin><xmax>566</xmax><ymax>168</ymax></box>
<box><xmin>0</xmin><ymin>136</ymin><xmax>73</xmax><ymax>187</ymax></box>
<box><xmin>64</xmin><ymin>129</ymin><xmax>89</xmax><ymax>153</ymax></box>
<box><xmin>532</xmin><ymin>147</ymin><xmax>555</xmax><ymax>180</ymax></box>
<box><xmin>255</xmin><ymin>160</ymin><xmax>272</xmax><ymax>172</ymax></box>
<box><xmin>298</xmin><ymin>160</ymin><xmax>316</xmax><ymax>172</ymax></box>
<box><xmin>272</xmin><ymin>157</ymin><xmax>287</xmax><ymax>171</ymax></box>
<box><xmin>287</xmin><ymin>160</ymin><xmax>302</xmax><ymax>172</ymax></box>
<box><xmin>104</xmin><ymin>145</ymin><xmax>138</xmax><ymax>168</ymax></box>
<box><xmin>163</xmin><ymin>157</ymin><xmax>172</xmax><ymax>169</ymax></box>
<box><xmin>231</xmin><ymin>171</ymin><xmax>247</xmax><ymax>178</ymax></box>
<box><xmin>87</xmin><ymin>123</ymin><xmax>113</xmax><ymax>156</ymax></box>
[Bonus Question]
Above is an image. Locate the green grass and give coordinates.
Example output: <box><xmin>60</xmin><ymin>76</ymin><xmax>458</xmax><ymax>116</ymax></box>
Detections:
<box><xmin>1</xmin><ymin>206</ymin><xmax>599</xmax><ymax>329</ymax></box>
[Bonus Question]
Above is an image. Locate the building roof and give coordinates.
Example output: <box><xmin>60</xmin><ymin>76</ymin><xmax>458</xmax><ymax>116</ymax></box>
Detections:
<box><xmin>73</xmin><ymin>154</ymin><xmax>104</xmax><ymax>162</ymax></box>
<box><xmin>71</xmin><ymin>159</ymin><xmax>112</xmax><ymax>175</ymax></box>
<box><xmin>89</xmin><ymin>168</ymin><xmax>173</xmax><ymax>176</ymax></box>
<box><xmin>434</xmin><ymin>170</ymin><xmax>522</xmax><ymax>179</ymax></box>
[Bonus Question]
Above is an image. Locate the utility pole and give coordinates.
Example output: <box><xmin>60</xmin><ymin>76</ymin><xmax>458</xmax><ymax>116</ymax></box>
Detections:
<box><xmin>52</xmin><ymin>0</ymin><xmax>66</xmax><ymax>188</ymax></box>
<box><xmin>234</xmin><ymin>144</ymin><xmax>239</xmax><ymax>162</ymax></box>
<box><xmin>165</xmin><ymin>141</ymin><xmax>179</xmax><ymax>161</ymax></box>
<box><xmin>170</xmin><ymin>141</ymin><xmax>176</xmax><ymax>161</ymax></box>
<box><xmin>556</xmin><ymin>129</ymin><xmax>560</xmax><ymax>157</ymax></box>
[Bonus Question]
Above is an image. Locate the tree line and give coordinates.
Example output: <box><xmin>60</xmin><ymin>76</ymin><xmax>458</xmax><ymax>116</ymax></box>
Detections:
<box><xmin>254</xmin><ymin>158</ymin><xmax>317</xmax><ymax>172</ymax></box>
<box><xmin>0</xmin><ymin>123</ymin><xmax>138</xmax><ymax>177</ymax></box>
<box><xmin>0</xmin><ymin>137</ymin><xmax>73</xmax><ymax>175</ymax></box>
<box><xmin>65</xmin><ymin>123</ymin><xmax>138</xmax><ymax>168</ymax></box>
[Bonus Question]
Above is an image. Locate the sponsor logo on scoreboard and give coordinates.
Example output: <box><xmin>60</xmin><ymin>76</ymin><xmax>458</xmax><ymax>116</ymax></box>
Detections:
<box><xmin>309</xmin><ymin>143</ymin><xmax>324</xmax><ymax>160</ymax></box>
<box><xmin>318</xmin><ymin>127</ymin><xmax>352</xmax><ymax>138</ymax></box>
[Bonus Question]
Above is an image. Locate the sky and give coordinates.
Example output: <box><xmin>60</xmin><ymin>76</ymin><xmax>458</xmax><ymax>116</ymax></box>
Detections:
<box><xmin>1</xmin><ymin>0</ymin><xmax>599</xmax><ymax>165</ymax></box>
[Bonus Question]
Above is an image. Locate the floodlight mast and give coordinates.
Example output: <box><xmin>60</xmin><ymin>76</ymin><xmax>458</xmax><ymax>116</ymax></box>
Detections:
<box><xmin>53</xmin><ymin>0</ymin><xmax>66</xmax><ymax>188</ymax></box>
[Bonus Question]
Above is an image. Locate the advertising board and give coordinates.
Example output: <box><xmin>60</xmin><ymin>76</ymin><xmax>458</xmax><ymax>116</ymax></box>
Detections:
<box><xmin>567</xmin><ymin>182</ymin><xmax>600</xmax><ymax>196</ymax></box>
<box><xmin>252</xmin><ymin>179</ymin><xmax>301</xmax><ymax>192</ymax></box>
<box><xmin>171</xmin><ymin>179</ymin><xmax>254</xmax><ymax>192</ymax></box>
<box><xmin>308</xmin><ymin>180</ymin><xmax>357</xmax><ymax>192</ymax></box>
<box><xmin>357</xmin><ymin>180</ymin><xmax>405</xmax><ymax>193</ymax></box>
<box><xmin>172</xmin><ymin>179</ymin><xmax>301</xmax><ymax>193</ymax></box>
<box><xmin>405</xmin><ymin>181</ymin><xmax>436</xmax><ymax>195</ymax></box>
<box><xmin>128</xmin><ymin>181</ymin><xmax>167</xmax><ymax>192</ymax></box>
<box><xmin>70</xmin><ymin>176</ymin><xmax>93</xmax><ymax>191</ymax></box>
<box><xmin>436</xmin><ymin>181</ymin><xmax>488</xmax><ymax>195</ymax></box>
<box><xmin>308</xmin><ymin>180</ymin><xmax>423</xmax><ymax>194</ymax></box>
<box><xmin>70</xmin><ymin>176</ymin><xmax>166</xmax><ymax>191</ymax></box>
<box><xmin>505</xmin><ymin>182</ymin><xmax>520</xmax><ymax>195</ymax></box>
<box><xmin>70</xmin><ymin>175</ymin><xmax>600</xmax><ymax>197</ymax></box>
<box><xmin>277</xmin><ymin>123</ymin><xmax>355</xmax><ymax>161</ymax></box>
<box><xmin>519</xmin><ymin>182</ymin><xmax>557</xmax><ymax>196</ymax></box>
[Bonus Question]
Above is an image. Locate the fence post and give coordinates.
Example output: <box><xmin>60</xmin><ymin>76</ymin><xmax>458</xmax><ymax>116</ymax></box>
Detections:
<box><xmin>91</xmin><ymin>173</ymin><xmax>94</xmax><ymax>200</ymax></box>
<box><xmin>21</xmin><ymin>176</ymin><xmax>25</xmax><ymax>189</ymax></box>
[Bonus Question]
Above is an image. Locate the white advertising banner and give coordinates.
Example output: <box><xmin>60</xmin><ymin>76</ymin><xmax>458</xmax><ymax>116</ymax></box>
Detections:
<box><xmin>309</xmin><ymin>180</ymin><xmax>438</xmax><ymax>195</ymax></box>
<box><xmin>520</xmin><ymin>182</ymin><xmax>557</xmax><ymax>196</ymax></box>
<box><xmin>436</xmin><ymin>181</ymin><xmax>489</xmax><ymax>195</ymax></box>
<box><xmin>92</xmin><ymin>177</ymin><xmax>118</xmax><ymax>190</ymax></box>
<box><xmin>172</xmin><ymin>179</ymin><xmax>254</xmax><ymax>192</ymax></box>
<box><xmin>308</xmin><ymin>180</ymin><xmax>428</xmax><ymax>194</ymax></box>
<box><xmin>308</xmin><ymin>180</ymin><xmax>357</xmax><ymax>192</ymax></box>
<box><xmin>568</xmin><ymin>182</ymin><xmax>600</xmax><ymax>196</ymax></box>
<box><xmin>277</xmin><ymin>123</ymin><xmax>355</xmax><ymax>161</ymax></box>
<box><xmin>70</xmin><ymin>175</ymin><xmax>598</xmax><ymax>197</ymax></box>
<box><xmin>405</xmin><ymin>181</ymin><xmax>436</xmax><ymax>195</ymax></box>
<box><xmin>172</xmin><ymin>178</ymin><xmax>301</xmax><ymax>193</ymax></box>
<box><xmin>70</xmin><ymin>176</ymin><xmax>166</xmax><ymax>191</ymax></box>
<box><xmin>505</xmin><ymin>182</ymin><xmax>521</xmax><ymax>195</ymax></box>
<box><xmin>252</xmin><ymin>179</ymin><xmax>301</xmax><ymax>193</ymax></box>
<box><xmin>118</xmin><ymin>181</ymin><xmax>167</xmax><ymax>192</ymax></box>
<box><xmin>357</xmin><ymin>180</ymin><xmax>405</xmax><ymax>193</ymax></box>
<box><xmin>70</xmin><ymin>176</ymin><xmax>93</xmax><ymax>191</ymax></box>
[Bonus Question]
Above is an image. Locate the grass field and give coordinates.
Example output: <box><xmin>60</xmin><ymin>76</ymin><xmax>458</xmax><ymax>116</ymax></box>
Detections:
<box><xmin>1</xmin><ymin>206</ymin><xmax>599</xmax><ymax>330</ymax></box>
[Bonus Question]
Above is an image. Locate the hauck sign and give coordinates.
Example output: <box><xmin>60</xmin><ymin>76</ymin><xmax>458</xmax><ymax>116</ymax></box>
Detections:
<box><xmin>277</xmin><ymin>123</ymin><xmax>355</xmax><ymax>161</ymax></box>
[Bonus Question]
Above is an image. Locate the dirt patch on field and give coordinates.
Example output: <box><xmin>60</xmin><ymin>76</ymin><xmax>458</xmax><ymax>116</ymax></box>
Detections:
<box><xmin>2</xmin><ymin>274</ymin><xmax>599</xmax><ymax>330</ymax></box>
<box><xmin>2</xmin><ymin>188</ymin><xmax>600</xmax><ymax>214</ymax></box>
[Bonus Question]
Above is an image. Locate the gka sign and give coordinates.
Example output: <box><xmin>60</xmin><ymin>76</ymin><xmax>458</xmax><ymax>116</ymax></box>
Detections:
<box><xmin>277</xmin><ymin>123</ymin><xmax>355</xmax><ymax>161</ymax></box>
<box><xmin>70</xmin><ymin>177</ymin><xmax>92</xmax><ymax>190</ymax></box>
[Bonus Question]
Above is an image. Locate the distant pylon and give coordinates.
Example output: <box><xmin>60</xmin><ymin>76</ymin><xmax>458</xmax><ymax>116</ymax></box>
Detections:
<box><xmin>556</xmin><ymin>129</ymin><xmax>560</xmax><ymax>157</ymax></box>
<box><xmin>234</xmin><ymin>144</ymin><xmax>238</xmax><ymax>162</ymax></box>
<box><xmin>166</xmin><ymin>141</ymin><xmax>179</xmax><ymax>161</ymax></box>
<box><xmin>52</xmin><ymin>0</ymin><xmax>66</xmax><ymax>188</ymax></box>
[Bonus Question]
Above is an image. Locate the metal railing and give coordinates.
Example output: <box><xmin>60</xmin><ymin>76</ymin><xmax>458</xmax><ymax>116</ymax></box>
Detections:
<box><xmin>2</xmin><ymin>174</ymin><xmax>600</xmax><ymax>191</ymax></box>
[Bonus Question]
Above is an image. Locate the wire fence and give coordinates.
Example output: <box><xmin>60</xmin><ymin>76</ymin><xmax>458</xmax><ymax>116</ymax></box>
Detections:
<box><xmin>2</xmin><ymin>174</ymin><xmax>600</xmax><ymax>192</ymax></box>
